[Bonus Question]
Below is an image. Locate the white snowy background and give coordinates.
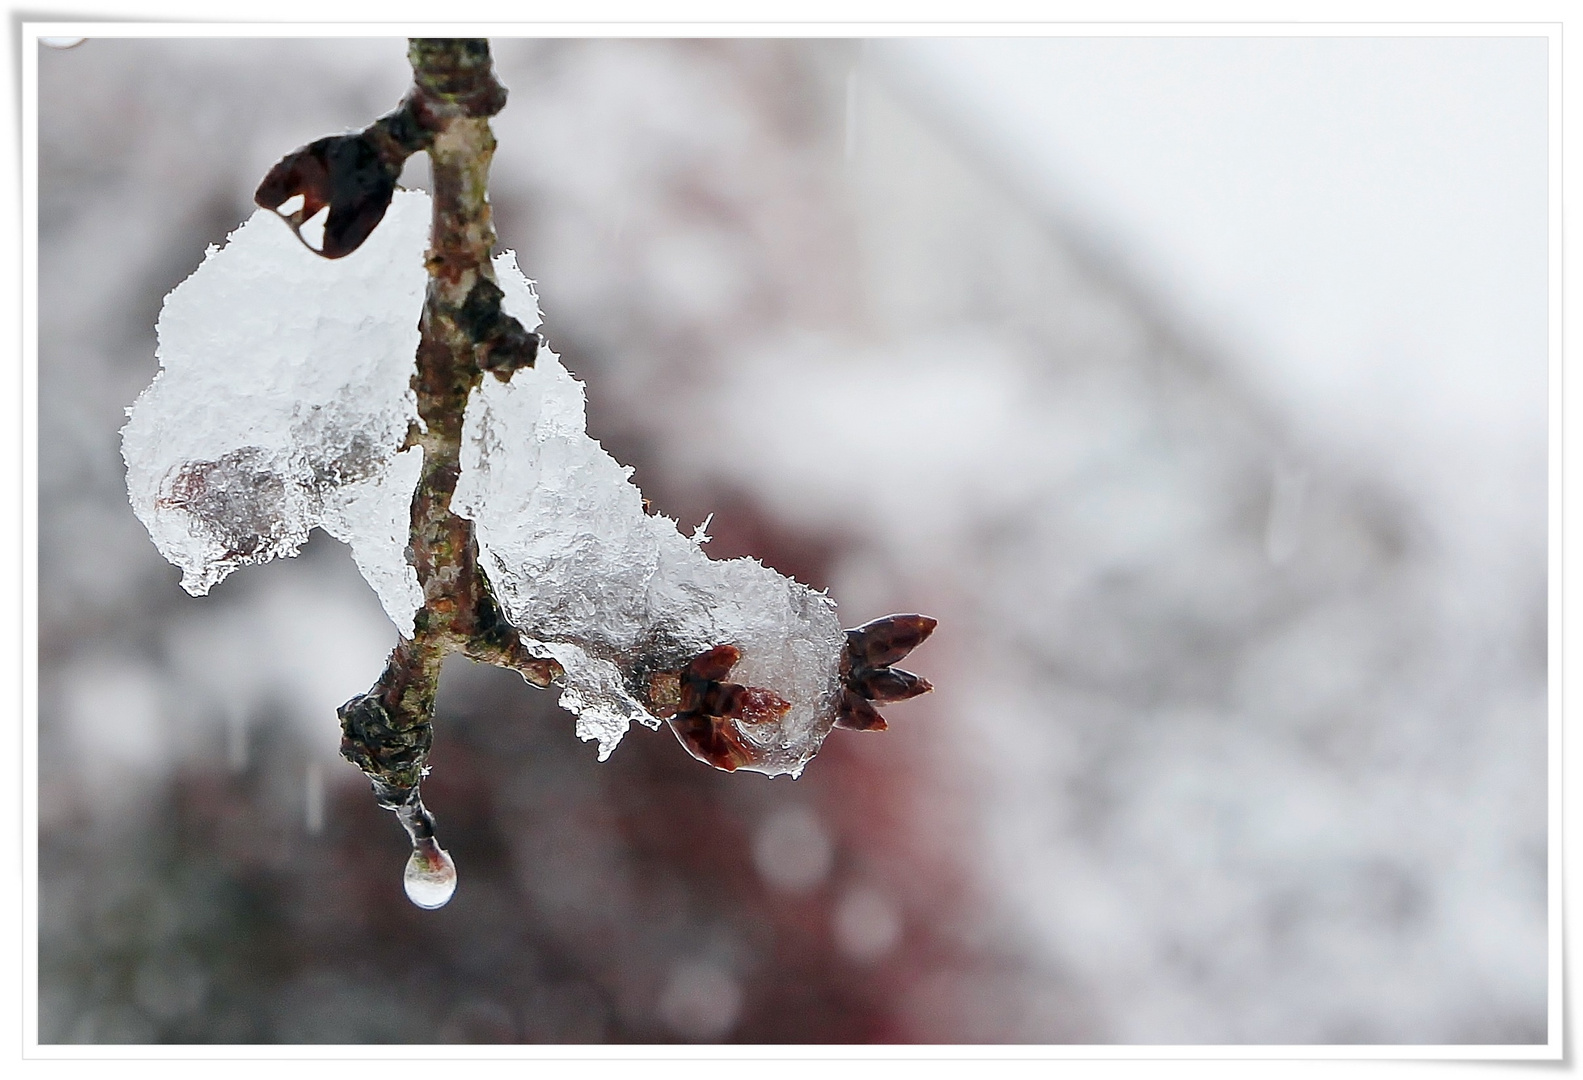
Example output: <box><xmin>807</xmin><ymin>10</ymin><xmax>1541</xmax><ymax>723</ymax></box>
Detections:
<box><xmin>35</xmin><ymin>36</ymin><xmax>1548</xmax><ymax>1043</ymax></box>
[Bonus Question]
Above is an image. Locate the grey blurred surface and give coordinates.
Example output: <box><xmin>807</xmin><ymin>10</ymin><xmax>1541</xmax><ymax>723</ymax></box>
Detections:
<box><xmin>36</xmin><ymin>37</ymin><xmax>1546</xmax><ymax>1043</ymax></box>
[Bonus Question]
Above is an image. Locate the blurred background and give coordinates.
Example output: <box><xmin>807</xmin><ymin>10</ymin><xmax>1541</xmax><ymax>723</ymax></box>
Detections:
<box><xmin>35</xmin><ymin>35</ymin><xmax>1548</xmax><ymax>1043</ymax></box>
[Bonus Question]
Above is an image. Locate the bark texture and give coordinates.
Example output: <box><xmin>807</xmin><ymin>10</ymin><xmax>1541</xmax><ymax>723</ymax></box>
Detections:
<box><xmin>329</xmin><ymin>39</ymin><xmax>556</xmax><ymax>818</ymax></box>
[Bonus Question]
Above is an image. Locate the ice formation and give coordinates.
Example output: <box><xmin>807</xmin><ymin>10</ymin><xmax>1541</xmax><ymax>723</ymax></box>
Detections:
<box><xmin>121</xmin><ymin>190</ymin><xmax>430</xmax><ymax>636</ymax></box>
<box><xmin>123</xmin><ymin>190</ymin><xmax>846</xmax><ymax>776</ymax></box>
<box><xmin>455</xmin><ymin>257</ymin><xmax>844</xmax><ymax>769</ymax></box>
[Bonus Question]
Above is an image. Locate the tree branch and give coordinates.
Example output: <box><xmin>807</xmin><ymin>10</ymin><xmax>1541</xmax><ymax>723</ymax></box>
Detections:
<box><xmin>248</xmin><ymin>37</ymin><xmax>938</xmax><ymax>906</ymax></box>
<box><xmin>322</xmin><ymin>38</ymin><xmax>556</xmax><ymax>830</ymax></box>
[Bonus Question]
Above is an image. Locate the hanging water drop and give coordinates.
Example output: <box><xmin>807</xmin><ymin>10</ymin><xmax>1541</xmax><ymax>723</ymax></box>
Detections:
<box><xmin>403</xmin><ymin>837</ymin><xmax>457</xmax><ymax>909</ymax></box>
<box><xmin>375</xmin><ymin>782</ymin><xmax>458</xmax><ymax>910</ymax></box>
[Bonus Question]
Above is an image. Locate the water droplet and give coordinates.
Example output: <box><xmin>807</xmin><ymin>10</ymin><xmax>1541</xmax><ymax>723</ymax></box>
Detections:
<box><xmin>403</xmin><ymin>838</ymin><xmax>457</xmax><ymax>909</ymax></box>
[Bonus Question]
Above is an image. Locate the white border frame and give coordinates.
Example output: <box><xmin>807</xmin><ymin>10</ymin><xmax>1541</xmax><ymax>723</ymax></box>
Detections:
<box><xmin>14</xmin><ymin>16</ymin><xmax>1567</xmax><ymax>1070</ymax></box>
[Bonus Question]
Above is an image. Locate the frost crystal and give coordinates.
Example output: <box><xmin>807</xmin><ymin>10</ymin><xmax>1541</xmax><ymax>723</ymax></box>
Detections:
<box><xmin>124</xmin><ymin>190</ymin><xmax>846</xmax><ymax>775</ymax></box>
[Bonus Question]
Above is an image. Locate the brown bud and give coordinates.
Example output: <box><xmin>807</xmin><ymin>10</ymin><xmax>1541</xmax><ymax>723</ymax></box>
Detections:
<box><xmin>255</xmin><ymin>132</ymin><xmax>402</xmax><ymax>259</ymax></box>
<box><xmin>834</xmin><ymin>612</ymin><xmax>937</xmax><ymax>735</ymax></box>
<box><xmin>854</xmin><ymin>666</ymin><xmax>932</xmax><ymax>704</ymax></box>
<box><xmin>659</xmin><ymin>643</ymin><xmax>788</xmax><ymax>772</ymax></box>
<box><xmin>685</xmin><ymin>643</ymin><xmax>742</xmax><ymax>683</ymax></box>
<box><xmin>666</xmin><ymin>711</ymin><xmax>757</xmax><ymax>772</ymax></box>
<box><xmin>834</xmin><ymin>690</ymin><xmax>887</xmax><ymax>732</ymax></box>
<box><xmin>845</xmin><ymin>614</ymin><xmax>937</xmax><ymax>671</ymax></box>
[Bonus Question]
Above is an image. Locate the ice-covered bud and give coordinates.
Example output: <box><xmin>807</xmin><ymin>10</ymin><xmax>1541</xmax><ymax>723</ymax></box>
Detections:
<box><xmin>124</xmin><ymin>190</ymin><xmax>933</xmax><ymax>780</ymax></box>
<box><xmin>452</xmin><ymin>310</ymin><xmax>852</xmax><ymax>775</ymax></box>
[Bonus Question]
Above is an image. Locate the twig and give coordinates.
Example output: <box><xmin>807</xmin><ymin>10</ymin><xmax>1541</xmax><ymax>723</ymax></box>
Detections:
<box><xmin>260</xmin><ymin>39</ymin><xmax>556</xmax><ymax>835</ymax></box>
<box><xmin>250</xmin><ymin>37</ymin><xmax>937</xmax><ymax>905</ymax></box>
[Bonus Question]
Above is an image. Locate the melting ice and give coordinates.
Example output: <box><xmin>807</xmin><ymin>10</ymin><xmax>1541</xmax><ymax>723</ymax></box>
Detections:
<box><xmin>122</xmin><ymin>190</ymin><xmax>845</xmax><ymax>776</ymax></box>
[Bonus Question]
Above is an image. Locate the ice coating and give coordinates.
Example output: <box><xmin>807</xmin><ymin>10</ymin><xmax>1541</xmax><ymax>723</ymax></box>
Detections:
<box><xmin>454</xmin><ymin>260</ymin><xmax>845</xmax><ymax>775</ymax></box>
<box><xmin>121</xmin><ymin>190</ymin><xmax>430</xmax><ymax>636</ymax></box>
<box><xmin>123</xmin><ymin>190</ymin><xmax>847</xmax><ymax>774</ymax></box>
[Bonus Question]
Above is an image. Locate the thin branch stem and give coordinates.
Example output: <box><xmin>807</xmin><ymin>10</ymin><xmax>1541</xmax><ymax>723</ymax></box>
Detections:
<box><xmin>337</xmin><ymin>39</ymin><xmax>557</xmax><ymax>804</ymax></box>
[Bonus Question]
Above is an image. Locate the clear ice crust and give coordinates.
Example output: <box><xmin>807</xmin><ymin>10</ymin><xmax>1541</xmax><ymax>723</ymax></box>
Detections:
<box><xmin>123</xmin><ymin>190</ymin><xmax>845</xmax><ymax>775</ymax></box>
<box><xmin>121</xmin><ymin>190</ymin><xmax>430</xmax><ymax>635</ymax></box>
